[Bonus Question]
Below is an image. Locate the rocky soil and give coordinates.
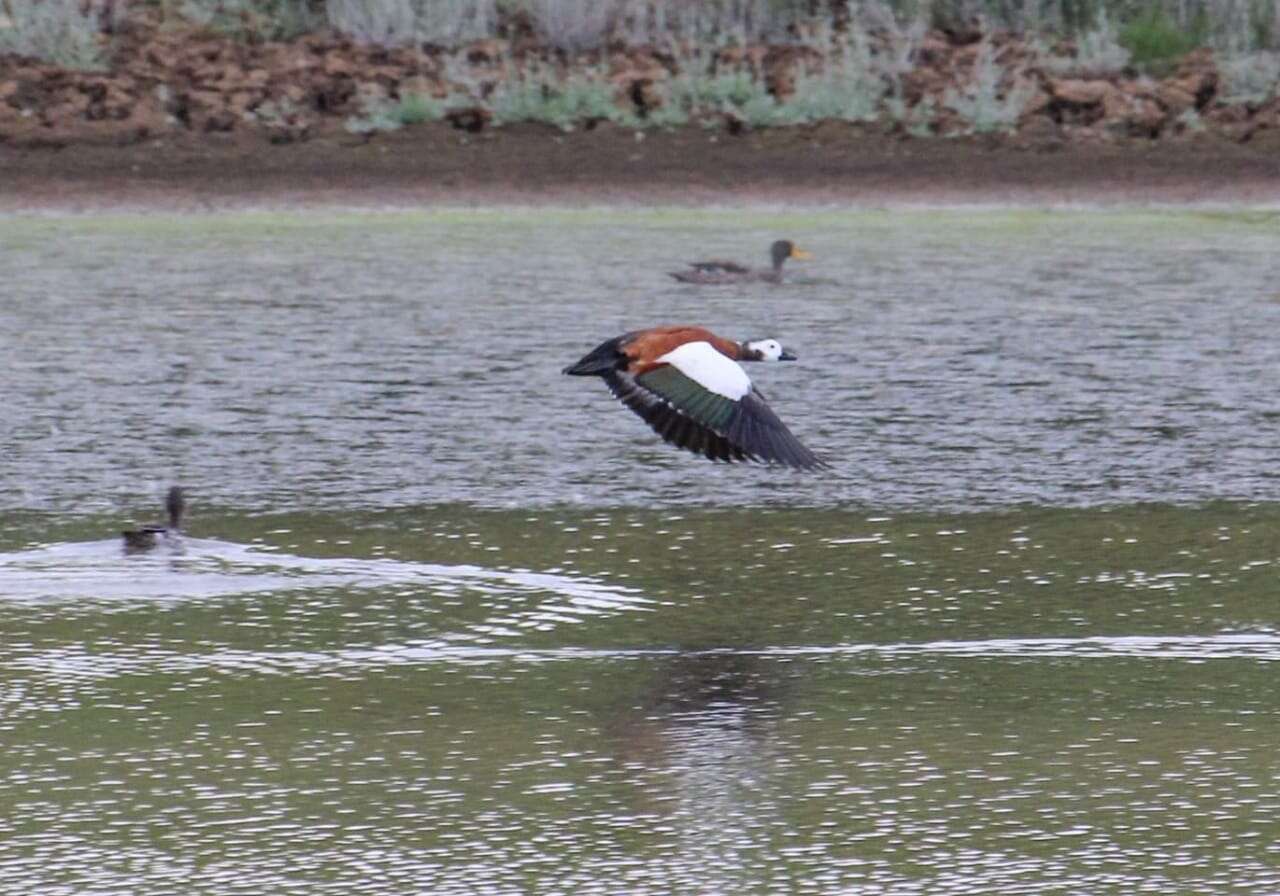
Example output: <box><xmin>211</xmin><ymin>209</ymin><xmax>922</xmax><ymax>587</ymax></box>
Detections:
<box><xmin>2</xmin><ymin>11</ymin><xmax>1278</xmax><ymax>149</ymax></box>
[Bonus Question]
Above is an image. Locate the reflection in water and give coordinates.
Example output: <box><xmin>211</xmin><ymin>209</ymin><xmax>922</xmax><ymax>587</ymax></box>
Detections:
<box><xmin>0</xmin><ymin>502</ymin><xmax>1277</xmax><ymax>896</ymax></box>
<box><xmin>611</xmin><ymin>653</ymin><xmax>785</xmax><ymax>896</ymax></box>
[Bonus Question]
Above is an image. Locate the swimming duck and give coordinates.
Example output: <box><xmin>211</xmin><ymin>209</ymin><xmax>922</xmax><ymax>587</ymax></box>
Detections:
<box><xmin>122</xmin><ymin>485</ymin><xmax>185</xmax><ymax>553</ymax></box>
<box><xmin>563</xmin><ymin>325</ymin><xmax>825</xmax><ymax>470</ymax></box>
<box><xmin>669</xmin><ymin>240</ymin><xmax>813</xmax><ymax>285</ymax></box>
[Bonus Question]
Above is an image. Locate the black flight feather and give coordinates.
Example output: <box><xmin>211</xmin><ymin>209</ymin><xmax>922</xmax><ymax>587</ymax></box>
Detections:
<box><xmin>601</xmin><ymin>367</ymin><xmax>823</xmax><ymax>470</ymax></box>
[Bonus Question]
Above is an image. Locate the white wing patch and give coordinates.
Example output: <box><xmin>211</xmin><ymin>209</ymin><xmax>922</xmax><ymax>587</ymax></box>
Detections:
<box><xmin>655</xmin><ymin>341</ymin><xmax>752</xmax><ymax>400</ymax></box>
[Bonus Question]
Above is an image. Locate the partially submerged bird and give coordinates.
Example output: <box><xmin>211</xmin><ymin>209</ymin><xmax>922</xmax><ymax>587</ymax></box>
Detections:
<box><xmin>564</xmin><ymin>325</ymin><xmax>825</xmax><ymax>470</ymax></box>
<box><xmin>669</xmin><ymin>240</ymin><xmax>813</xmax><ymax>285</ymax></box>
<box><xmin>122</xmin><ymin>485</ymin><xmax>185</xmax><ymax>554</ymax></box>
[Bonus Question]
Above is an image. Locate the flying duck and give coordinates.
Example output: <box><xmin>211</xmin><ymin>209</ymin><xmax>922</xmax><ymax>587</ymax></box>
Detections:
<box><xmin>122</xmin><ymin>485</ymin><xmax>185</xmax><ymax>553</ymax></box>
<box><xmin>563</xmin><ymin>325</ymin><xmax>825</xmax><ymax>470</ymax></box>
<box><xmin>669</xmin><ymin>240</ymin><xmax>813</xmax><ymax>285</ymax></box>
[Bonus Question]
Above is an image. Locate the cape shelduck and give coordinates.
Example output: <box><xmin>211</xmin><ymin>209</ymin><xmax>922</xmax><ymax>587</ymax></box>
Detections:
<box><xmin>669</xmin><ymin>240</ymin><xmax>813</xmax><ymax>285</ymax></box>
<box><xmin>122</xmin><ymin>485</ymin><xmax>185</xmax><ymax>553</ymax></box>
<box><xmin>563</xmin><ymin>325</ymin><xmax>826</xmax><ymax>470</ymax></box>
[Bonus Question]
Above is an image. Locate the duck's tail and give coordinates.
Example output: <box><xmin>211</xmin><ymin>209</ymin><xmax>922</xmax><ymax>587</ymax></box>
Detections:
<box><xmin>563</xmin><ymin>336</ymin><xmax>627</xmax><ymax>376</ymax></box>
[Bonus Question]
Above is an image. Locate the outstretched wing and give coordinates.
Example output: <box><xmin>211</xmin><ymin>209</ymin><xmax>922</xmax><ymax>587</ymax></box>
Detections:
<box><xmin>601</xmin><ymin>341</ymin><xmax>825</xmax><ymax>470</ymax></box>
<box><xmin>604</xmin><ymin>369</ymin><xmax>748</xmax><ymax>463</ymax></box>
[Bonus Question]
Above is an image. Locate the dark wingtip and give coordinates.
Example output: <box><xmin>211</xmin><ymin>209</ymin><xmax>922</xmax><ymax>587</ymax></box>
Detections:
<box><xmin>768</xmin><ymin>449</ymin><xmax>828</xmax><ymax>472</ymax></box>
<box><xmin>796</xmin><ymin>456</ymin><xmax>833</xmax><ymax>472</ymax></box>
<box><xmin>784</xmin><ymin>442</ymin><xmax>831</xmax><ymax>471</ymax></box>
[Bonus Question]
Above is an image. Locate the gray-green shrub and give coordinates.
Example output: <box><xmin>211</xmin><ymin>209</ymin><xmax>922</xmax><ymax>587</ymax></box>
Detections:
<box><xmin>488</xmin><ymin>62</ymin><xmax>637</xmax><ymax>129</ymax></box>
<box><xmin>0</xmin><ymin>0</ymin><xmax>107</xmax><ymax>69</ymax></box>
<box><xmin>783</xmin><ymin>31</ymin><xmax>887</xmax><ymax>122</ymax></box>
<box><xmin>1219</xmin><ymin>50</ymin><xmax>1280</xmax><ymax>99</ymax></box>
<box><xmin>943</xmin><ymin>41</ymin><xmax>1034</xmax><ymax>133</ymax></box>
<box><xmin>344</xmin><ymin>91</ymin><xmax>452</xmax><ymax>133</ymax></box>
<box><xmin>178</xmin><ymin>0</ymin><xmax>323</xmax><ymax>40</ymax></box>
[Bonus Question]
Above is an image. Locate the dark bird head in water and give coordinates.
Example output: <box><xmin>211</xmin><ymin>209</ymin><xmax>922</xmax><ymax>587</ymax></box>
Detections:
<box><xmin>770</xmin><ymin>240</ymin><xmax>813</xmax><ymax>270</ymax></box>
<box><xmin>122</xmin><ymin>485</ymin><xmax>187</xmax><ymax>554</ymax></box>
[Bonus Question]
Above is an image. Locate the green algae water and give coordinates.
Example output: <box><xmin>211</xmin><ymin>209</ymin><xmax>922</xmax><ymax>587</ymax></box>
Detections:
<box><xmin>1</xmin><ymin>208</ymin><xmax>1279</xmax><ymax>893</ymax></box>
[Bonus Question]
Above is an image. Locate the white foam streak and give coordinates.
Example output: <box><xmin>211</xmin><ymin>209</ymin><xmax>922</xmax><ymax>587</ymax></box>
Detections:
<box><xmin>0</xmin><ymin>538</ymin><xmax>648</xmax><ymax>610</ymax></box>
<box><xmin>10</xmin><ymin>632</ymin><xmax>1279</xmax><ymax>684</ymax></box>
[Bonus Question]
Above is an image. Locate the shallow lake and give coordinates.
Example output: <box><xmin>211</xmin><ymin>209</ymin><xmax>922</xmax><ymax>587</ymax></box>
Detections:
<box><xmin>1</xmin><ymin>207</ymin><xmax>1278</xmax><ymax>893</ymax></box>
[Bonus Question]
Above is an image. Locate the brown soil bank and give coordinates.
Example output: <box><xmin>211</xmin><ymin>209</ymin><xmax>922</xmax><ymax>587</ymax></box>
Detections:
<box><xmin>4</xmin><ymin>12</ymin><xmax>1280</xmax><ymax>208</ymax></box>
<box><xmin>6</xmin><ymin>124</ymin><xmax>1280</xmax><ymax>210</ymax></box>
<box><xmin>4</xmin><ymin>13</ymin><xmax>1280</xmax><ymax>149</ymax></box>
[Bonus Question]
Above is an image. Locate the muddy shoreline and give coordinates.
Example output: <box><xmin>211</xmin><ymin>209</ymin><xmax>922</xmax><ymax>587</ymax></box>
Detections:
<box><xmin>5</xmin><ymin>122</ymin><xmax>1280</xmax><ymax>211</ymax></box>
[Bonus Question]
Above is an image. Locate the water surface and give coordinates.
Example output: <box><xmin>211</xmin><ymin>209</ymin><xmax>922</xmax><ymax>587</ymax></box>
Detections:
<box><xmin>2</xmin><ymin>209</ymin><xmax>1278</xmax><ymax>894</ymax></box>
<box><xmin>3</xmin><ymin>208</ymin><xmax>1279</xmax><ymax>511</ymax></box>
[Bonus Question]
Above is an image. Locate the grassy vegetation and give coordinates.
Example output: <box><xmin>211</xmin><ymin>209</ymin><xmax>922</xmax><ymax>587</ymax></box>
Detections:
<box><xmin>784</xmin><ymin>31</ymin><xmax>887</xmax><ymax>122</ymax></box>
<box><xmin>344</xmin><ymin>89</ymin><xmax>457</xmax><ymax>133</ymax></box>
<box><xmin>362</xmin><ymin>0</ymin><xmax>1270</xmax><ymax>53</ymax></box>
<box><xmin>175</xmin><ymin>0</ymin><xmax>322</xmax><ymax>40</ymax></box>
<box><xmin>1040</xmin><ymin>10</ymin><xmax>1131</xmax><ymax>73</ymax></box>
<box><xmin>942</xmin><ymin>41</ymin><xmax>1036</xmax><ymax>134</ymax></box>
<box><xmin>3</xmin><ymin>0</ymin><xmax>1278</xmax><ymax>137</ymax></box>
<box><xmin>486</xmin><ymin>62</ymin><xmax>633</xmax><ymax>128</ymax></box>
<box><xmin>1118</xmin><ymin>4</ymin><xmax>1205</xmax><ymax>70</ymax></box>
<box><xmin>4</xmin><ymin>0</ymin><xmax>1278</xmax><ymax>61</ymax></box>
<box><xmin>1219</xmin><ymin>49</ymin><xmax>1280</xmax><ymax>99</ymax></box>
<box><xmin>0</xmin><ymin>0</ymin><xmax>110</xmax><ymax>69</ymax></box>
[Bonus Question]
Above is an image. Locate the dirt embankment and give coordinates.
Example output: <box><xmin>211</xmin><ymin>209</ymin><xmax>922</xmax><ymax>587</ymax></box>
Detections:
<box><xmin>6</xmin><ymin>10</ymin><xmax>1280</xmax><ymax>147</ymax></box>
<box><xmin>3</xmin><ymin>12</ymin><xmax>1280</xmax><ymax>208</ymax></box>
<box><xmin>6</xmin><ymin>122</ymin><xmax>1280</xmax><ymax>211</ymax></box>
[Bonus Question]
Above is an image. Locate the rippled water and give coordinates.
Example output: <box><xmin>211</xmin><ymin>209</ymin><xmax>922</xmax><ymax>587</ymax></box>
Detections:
<box><xmin>4</xmin><ymin>208</ymin><xmax>1280</xmax><ymax>510</ymax></box>
<box><xmin>2</xmin><ymin>209</ymin><xmax>1279</xmax><ymax>893</ymax></box>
